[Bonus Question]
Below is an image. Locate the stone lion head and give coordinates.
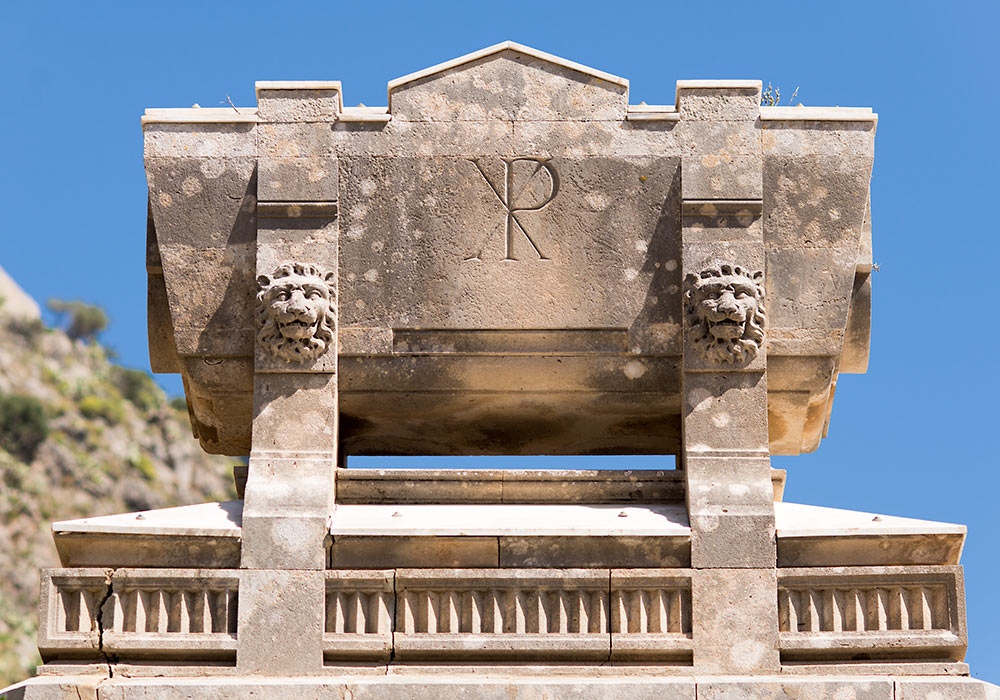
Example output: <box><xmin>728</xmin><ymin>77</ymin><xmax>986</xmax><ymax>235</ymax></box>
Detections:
<box><xmin>684</xmin><ymin>262</ymin><xmax>765</xmax><ymax>363</ymax></box>
<box><xmin>256</xmin><ymin>262</ymin><xmax>337</xmax><ymax>363</ymax></box>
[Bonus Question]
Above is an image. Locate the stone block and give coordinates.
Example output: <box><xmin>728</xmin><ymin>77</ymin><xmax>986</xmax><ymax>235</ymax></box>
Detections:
<box><xmin>676</xmin><ymin>82</ymin><xmax>761</xmax><ymax>121</ymax></box>
<box><xmin>763</xmin><ymin>155</ymin><xmax>872</xmax><ymax>250</ymax></box>
<box><xmin>673</xmin><ymin>120</ymin><xmax>760</xmax><ymax>155</ymax></box>
<box><xmin>685</xmin><ymin>455</ymin><xmax>774</xmax><ymax>509</ymax></box>
<box><xmin>696</xmin><ymin>678</ymin><xmax>893</xmax><ymax>700</ymax></box>
<box><xmin>258</xmin><ymin>156</ymin><xmax>338</xmax><ymax>202</ymax></box>
<box><xmin>761</xmin><ymin>119</ymin><xmax>876</xmax><ymax>156</ymax></box>
<box><xmin>143</xmin><ymin>122</ymin><xmax>257</xmax><ymax>159</ymax></box>
<box><xmin>258</xmin><ymin>122</ymin><xmax>336</xmax><ymax>159</ymax></box>
<box><xmin>499</xmin><ymin>536</ymin><xmax>689</xmax><ymax>568</ymax></box>
<box><xmin>0</xmin><ymin>676</ymin><xmax>105</xmax><ymax>700</ymax></box>
<box><xmin>333</xmin><ymin>119</ymin><xmax>515</xmax><ymax>157</ymax></box>
<box><xmin>240</xmin><ymin>515</ymin><xmax>328</xmax><ymax>571</ymax></box>
<box><xmin>765</xmin><ymin>247</ymin><xmax>858</xmax><ymax>331</ymax></box>
<box><xmin>158</xmin><ymin>243</ymin><xmax>256</xmax><ymax>357</ymax></box>
<box><xmin>681</xmin><ymin>155</ymin><xmax>762</xmax><ymax>200</ymax></box>
<box><xmin>338</xmin><ymin>326</ymin><xmax>393</xmax><ymax>355</ymax></box>
<box><xmin>236</xmin><ymin>569</ymin><xmax>325</xmax><ymax>675</ymax></box>
<box><xmin>690</xmin><ymin>568</ymin><xmax>780</xmax><ymax>673</ymax></box>
<box><xmin>243</xmin><ymin>456</ymin><xmax>335</xmax><ymax>515</ymax></box>
<box><xmin>329</xmin><ymin>536</ymin><xmax>499</xmax><ymax>569</ymax></box>
<box><xmin>896</xmin><ymin>679</ymin><xmax>1000</xmax><ymax>700</ymax></box>
<box><xmin>681</xmin><ymin>373</ymin><xmax>769</xmax><ymax>451</ymax></box>
<box><xmin>689</xmin><ymin>510</ymin><xmax>776</xmax><ymax>569</ymax></box>
<box><xmin>256</xmin><ymin>83</ymin><xmax>341</xmax><ymax>123</ymax></box>
<box><xmin>250</xmin><ymin>373</ymin><xmax>339</xmax><ymax>453</ymax></box>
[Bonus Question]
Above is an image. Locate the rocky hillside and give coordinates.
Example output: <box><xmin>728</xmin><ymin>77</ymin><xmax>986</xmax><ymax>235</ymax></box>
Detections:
<box><xmin>0</xmin><ymin>271</ymin><xmax>237</xmax><ymax>686</ymax></box>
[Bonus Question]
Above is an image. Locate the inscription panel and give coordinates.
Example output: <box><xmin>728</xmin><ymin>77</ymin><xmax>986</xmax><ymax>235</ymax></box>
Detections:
<box><xmin>339</xmin><ymin>156</ymin><xmax>680</xmax><ymax>330</ymax></box>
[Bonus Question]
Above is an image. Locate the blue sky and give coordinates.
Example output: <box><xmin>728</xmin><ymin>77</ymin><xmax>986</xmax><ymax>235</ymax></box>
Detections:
<box><xmin>3</xmin><ymin>0</ymin><xmax>999</xmax><ymax>679</ymax></box>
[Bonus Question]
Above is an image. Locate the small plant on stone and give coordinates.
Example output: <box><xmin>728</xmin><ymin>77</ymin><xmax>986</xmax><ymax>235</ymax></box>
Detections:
<box><xmin>761</xmin><ymin>83</ymin><xmax>800</xmax><ymax>106</ymax></box>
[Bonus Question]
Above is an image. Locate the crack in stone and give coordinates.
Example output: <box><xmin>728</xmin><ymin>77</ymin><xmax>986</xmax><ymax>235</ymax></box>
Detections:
<box><xmin>95</xmin><ymin>568</ymin><xmax>118</xmax><ymax>677</ymax></box>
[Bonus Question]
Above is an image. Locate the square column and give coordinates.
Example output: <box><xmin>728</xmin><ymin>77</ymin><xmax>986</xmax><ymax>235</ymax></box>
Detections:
<box><xmin>676</xmin><ymin>81</ymin><xmax>780</xmax><ymax>673</ymax></box>
<box><xmin>237</xmin><ymin>82</ymin><xmax>341</xmax><ymax>675</ymax></box>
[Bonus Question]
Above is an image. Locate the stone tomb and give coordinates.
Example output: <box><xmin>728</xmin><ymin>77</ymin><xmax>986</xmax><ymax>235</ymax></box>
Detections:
<box><xmin>5</xmin><ymin>42</ymin><xmax>997</xmax><ymax>699</ymax></box>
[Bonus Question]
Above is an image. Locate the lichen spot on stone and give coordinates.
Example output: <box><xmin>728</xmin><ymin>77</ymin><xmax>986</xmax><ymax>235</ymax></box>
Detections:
<box><xmin>624</xmin><ymin>268</ymin><xmax>639</xmax><ymax>281</ymax></box>
<box><xmin>360</xmin><ymin>179</ymin><xmax>377</xmax><ymax>197</ymax></box>
<box><xmin>711</xmin><ymin>412</ymin><xmax>731</xmax><ymax>428</ymax></box>
<box><xmin>363</xmin><ymin>269</ymin><xmax>379</xmax><ymax>283</ymax></box>
<box><xmin>664</xmin><ymin>259</ymin><xmax>678</xmax><ymax>272</ymax></box>
<box><xmin>635</xmin><ymin>240</ymin><xmax>648</xmax><ymax>254</ymax></box>
<box><xmin>730</xmin><ymin>639</ymin><xmax>766</xmax><ymax>671</ymax></box>
<box><xmin>158</xmin><ymin>192</ymin><xmax>172</xmax><ymax>208</ymax></box>
<box><xmin>622</xmin><ymin>360</ymin><xmax>647</xmax><ymax>380</ymax></box>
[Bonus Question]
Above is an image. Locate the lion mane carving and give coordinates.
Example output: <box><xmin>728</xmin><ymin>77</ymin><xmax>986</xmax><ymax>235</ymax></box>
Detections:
<box><xmin>256</xmin><ymin>262</ymin><xmax>337</xmax><ymax>363</ymax></box>
<box><xmin>684</xmin><ymin>262</ymin><xmax>765</xmax><ymax>364</ymax></box>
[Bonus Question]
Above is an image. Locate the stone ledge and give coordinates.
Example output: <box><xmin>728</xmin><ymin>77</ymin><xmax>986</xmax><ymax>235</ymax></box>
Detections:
<box><xmin>7</xmin><ymin>675</ymin><xmax>1000</xmax><ymax>700</ymax></box>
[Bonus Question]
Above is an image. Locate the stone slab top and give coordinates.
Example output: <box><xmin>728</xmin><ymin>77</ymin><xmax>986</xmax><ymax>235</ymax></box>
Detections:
<box><xmin>50</xmin><ymin>500</ymin><xmax>963</xmax><ymax>541</ymax></box>
<box><xmin>774</xmin><ymin>502</ymin><xmax>966</xmax><ymax>538</ymax></box>
<box><xmin>51</xmin><ymin>500</ymin><xmax>243</xmax><ymax>538</ymax></box>
<box><xmin>386</xmin><ymin>40</ymin><xmax>630</xmax><ymax>95</ymax></box>
<box><xmin>329</xmin><ymin>503</ymin><xmax>689</xmax><ymax>537</ymax></box>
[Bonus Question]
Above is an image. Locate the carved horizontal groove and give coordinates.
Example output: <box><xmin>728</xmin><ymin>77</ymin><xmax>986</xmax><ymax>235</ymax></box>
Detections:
<box><xmin>257</xmin><ymin>201</ymin><xmax>338</xmax><ymax>218</ymax></box>
<box><xmin>391</xmin><ymin>329</ymin><xmax>630</xmax><ymax>355</ymax></box>
<box><xmin>681</xmin><ymin>199</ymin><xmax>763</xmax><ymax>216</ymax></box>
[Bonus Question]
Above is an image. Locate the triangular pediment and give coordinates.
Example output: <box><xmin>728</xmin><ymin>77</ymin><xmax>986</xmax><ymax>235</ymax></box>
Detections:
<box><xmin>387</xmin><ymin>41</ymin><xmax>628</xmax><ymax>121</ymax></box>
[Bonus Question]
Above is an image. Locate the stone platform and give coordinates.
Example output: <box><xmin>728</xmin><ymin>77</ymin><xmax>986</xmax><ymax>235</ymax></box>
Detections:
<box><xmin>5</xmin><ymin>673</ymin><xmax>1000</xmax><ymax>700</ymax></box>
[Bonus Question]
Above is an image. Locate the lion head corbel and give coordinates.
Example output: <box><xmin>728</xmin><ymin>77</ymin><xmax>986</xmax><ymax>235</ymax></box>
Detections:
<box><xmin>684</xmin><ymin>262</ymin><xmax>765</xmax><ymax>364</ymax></box>
<box><xmin>256</xmin><ymin>262</ymin><xmax>337</xmax><ymax>363</ymax></box>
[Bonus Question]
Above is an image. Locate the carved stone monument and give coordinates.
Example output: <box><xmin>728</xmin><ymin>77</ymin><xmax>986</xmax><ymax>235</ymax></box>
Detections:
<box><xmin>5</xmin><ymin>42</ymin><xmax>997</xmax><ymax>699</ymax></box>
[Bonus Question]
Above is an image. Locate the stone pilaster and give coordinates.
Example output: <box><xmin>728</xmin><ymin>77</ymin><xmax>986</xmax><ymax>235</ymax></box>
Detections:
<box><xmin>677</xmin><ymin>81</ymin><xmax>780</xmax><ymax>673</ymax></box>
<box><xmin>237</xmin><ymin>82</ymin><xmax>341</xmax><ymax>674</ymax></box>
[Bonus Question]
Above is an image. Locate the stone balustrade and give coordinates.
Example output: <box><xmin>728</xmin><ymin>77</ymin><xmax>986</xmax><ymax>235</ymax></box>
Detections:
<box><xmin>778</xmin><ymin>566</ymin><xmax>966</xmax><ymax>662</ymax></box>
<box><xmin>38</xmin><ymin>566</ymin><xmax>964</xmax><ymax>668</ymax></box>
<box><xmin>39</xmin><ymin>569</ymin><xmax>239</xmax><ymax>662</ymax></box>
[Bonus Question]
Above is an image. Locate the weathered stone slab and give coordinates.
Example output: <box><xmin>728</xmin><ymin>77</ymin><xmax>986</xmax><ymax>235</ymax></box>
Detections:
<box><xmin>696</xmin><ymin>677</ymin><xmax>893</xmax><ymax>700</ymax></box>
<box><xmin>690</xmin><ymin>569</ymin><xmax>780</xmax><ymax>673</ymax></box>
<box><xmin>388</xmin><ymin>43</ymin><xmax>628</xmax><ymax>122</ymax></box>
<box><xmin>236</xmin><ymin>569</ymin><xmax>325</xmax><ymax>675</ymax></box>
<box><xmin>338</xmin><ymin>155</ymin><xmax>678</xmax><ymax>329</ymax></box>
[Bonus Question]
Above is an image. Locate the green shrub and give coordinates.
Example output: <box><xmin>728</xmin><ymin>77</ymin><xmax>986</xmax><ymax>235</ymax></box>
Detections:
<box><xmin>111</xmin><ymin>366</ymin><xmax>162</xmax><ymax>413</ymax></box>
<box><xmin>169</xmin><ymin>396</ymin><xmax>188</xmax><ymax>412</ymax></box>
<box><xmin>46</xmin><ymin>299</ymin><xmax>108</xmax><ymax>341</ymax></box>
<box><xmin>128</xmin><ymin>454</ymin><xmax>157</xmax><ymax>481</ymax></box>
<box><xmin>6</xmin><ymin>317</ymin><xmax>46</xmax><ymax>344</ymax></box>
<box><xmin>77</xmin><ymin>395</ymin><xmax>125</xmax><ymax>424</ymax></box>
<box><xmin>0</xmin><ymin>392</ymin><xmax>49</xmax><ymax>462</ymax></box>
